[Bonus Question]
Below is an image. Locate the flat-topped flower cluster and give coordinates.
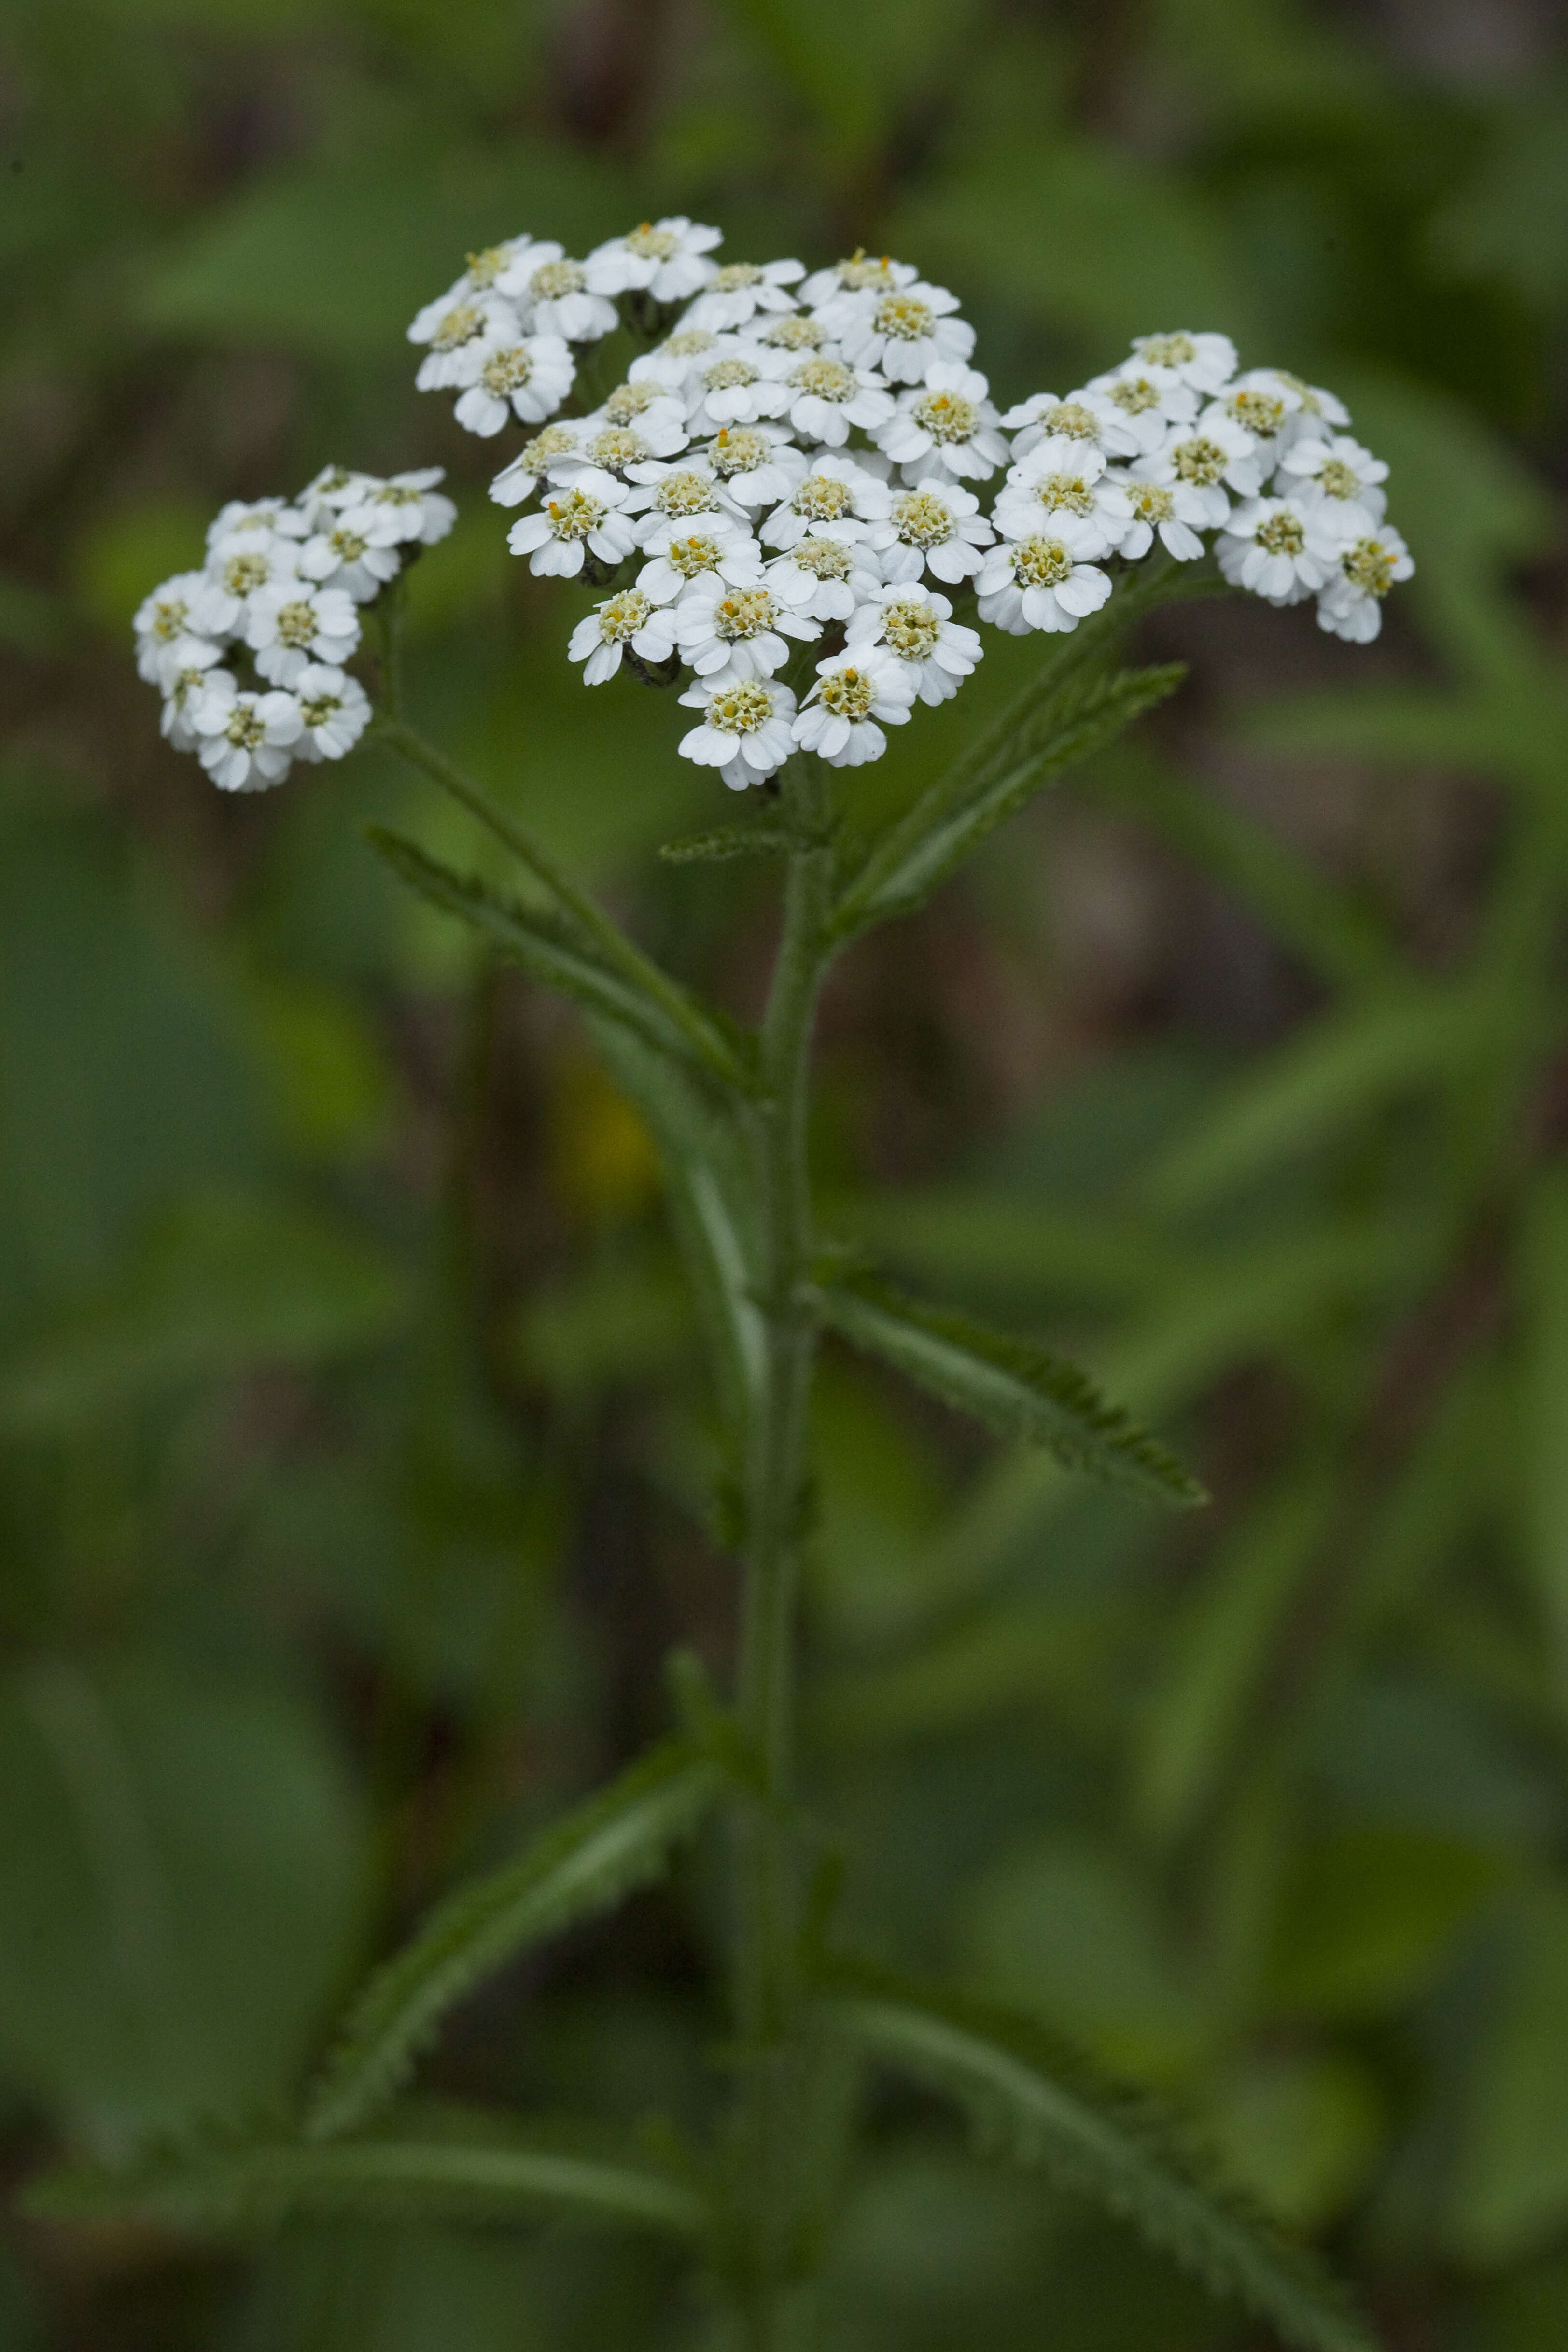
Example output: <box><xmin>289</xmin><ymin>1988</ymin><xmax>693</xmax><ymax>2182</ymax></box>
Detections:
<box><xmin>135</xmin><ymin>214</ymin><xmax>1411</xmax><ymax>796</ymax></box>
<box><xmin>133</xmin><ymin>468</ymin><xmax>454</xmax><ymax>791</ymax></box>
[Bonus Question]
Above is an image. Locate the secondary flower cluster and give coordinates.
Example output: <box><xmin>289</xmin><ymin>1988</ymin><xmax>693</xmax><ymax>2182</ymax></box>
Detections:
<box><xmin>132</xmin><ymin>468</ymin><xmax>454</xmax><ymax>790</ymax></box>
<box><xmin>136</xmin><ymin>216</ymin><xmax>1413</xmax><ymax>798</ymax></box>
<box><xmin>406</xmin><ymin>220</ymin><xmax>1412</xmax><ymax>791</ymax></box>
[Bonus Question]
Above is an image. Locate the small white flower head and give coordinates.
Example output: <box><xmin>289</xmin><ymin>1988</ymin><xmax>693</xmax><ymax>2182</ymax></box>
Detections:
<box><xmin>760</xmin><ymin>453</ymin><xmax>891</xmax><ymax>550</ymax></box>
<box><xmin>1206</xmin><ymin>370</ymin><xmax>1302</xmax><ymax>457</ymax></box>
<box><xmin>772</xmin><ymin>352</ymin><xmax>895</xmax><ymax>447</ymax></box>
<box><xmin>206</xmin><ymin>497</ymin><xmax>308</xmax><ymax>551</ymax></box>
<box><xmin>295</xmin><ymin>466</ymin><xmax>382</xmax><ymax>530</ymax></box>
<box><xmin>875</xmin><ymin>364</ymin><xmax>1007</xmax><ymax>484</ymax></box>
<box><xmin>674</xmin><ymin>569</ymin><xmax>819</xmax><ymax>680</ymax></box>
<box><xmin>678</xmin><ymin>674</ymin><xmax>798</xmax><ymax>791</ymax></box>
<box><xmin>627</xmin><ymin>457</ymin><xmax>745</xmax><ymax>540</ymax></box>
<box><xmin>1128</xmin><ymin>329</ymin><xmax>1238</xmax><ymax>393</ymax></box>
<box><xmin>134</xmin><ymin>571</ymin><xmax>213</xmax><ymax>682</ymax></box>
<box><xmin>637</xmin><ymin>524</ymin><xmax>765</xmax><ymax>606</ymax></box>
<box><xmin>1151</xmin><ymin>416</ymin><xmax>1265</xmax><ymax>521</ymax></box>
<box><xmin>296</xmin><ymin>508</ymin><xmax>406</xmax><ymax>602</ymax></box>
<box><xmin>595</xmin><ymin>378</ymin><xmax>694</xmax><ymax>445</ymax></box>
<box><xmin>829</xmin><ymin>279</ymin><xmax>975</xmax><ymax>385</ymax></box>
<box><xmin>1277</xmin><ymin>433</ymin><xmax>1388</xmax><ymax>528</ymax></box>
<box><xmin>793</xmin><ymin>652</ymin><xmax>915</xmax><ymax>766</ymax></box>
<box><xmin>517</xmin><ymin>245</ymin><xmax>619</xmax><ymax>342</ymax></box>
<box><xmin>685</xmin><ymin>340</ymin><xmax>791</xmax><ymax>433</ymax></box>
<box><xmin>162</xmin><ymin>658</ymin><xmax>231</xmax><ymax>752</ymax></box>
<box><xmin>490</xmin><ymin>422</ymin><xmax>585</xmax><ymax>508</ymax></box>
<box><xmin>765</xmin><ymin>534</ymin><xmax>883</xmax><ymax>622</ymax></box>
<box><xmin>1270</xmin><ymin>369</ymin><xmax>1352</xmax><ymax>434</ymax></box>
<box><xmin>409</xmin><ymin>236</ymin><xmax>545</xmax><ymax>329</ymax></box>
<box><xmin>588</xmin><ymin>217</ymin><xmax>722</xmax><ymax>304</ymax></box>
<box><xmin>700</xmin><ymin>425</ymin><xmax>808</xmax><ymax>510</ymax></box>
<box><xmin>630</xmin><ymin>327</ymin><xmax>724</xmax><ymax>392</ymax></box>
<box><xmin>412</xmin><ymin>293</ymin><xmax>519</xmax><ymax>386</ymax></box>
<box><xmin>1000</xmin><ymin>389</ymin><xmax>1141</xmax><ymax>465</ymax></box>
<box><xmin>995</xmin><ymin>444</ymin><xmax>1133</xmax><ymax>561</ymax></box>
<box><xmin>976</xmin><ymin>526</ymin><xmax>1114</xmax><ymax>635</ymax></box>
<box><xmin>1217</xmin><ymin>495</ymin><xmax>1339</xmax><ymax>605</ymax></box>
<box><xmin>192</xmin><ymin>538</ymin><xmax>302</xmax><ymax>637</ymax></box>
<box><xmin>753</xmin><ymin>312</ymin><xmax>831</xmax><ymax>358</ymax></box>
<box><xmin>1116</xmin><ymin>474</ymin><xmax>1210</xmax><ymax>562</ymax></box>
<box><xmin>680</xmin><ymin>257</ymin><xmax>804</xmax><ymax>333</ymax></box>
<box><xmin>192</xmin><ymin>674</ymin><xmax>303</xmax><ymax>792</ymax></box>
<box><xmin>847</xmin><ymin>583</ymin><xmax>983</xmax><ymax>705</ymax></box>
<box><xmin>798</xmin><ymin>249</ymin><xmax>918</xmax><ymax>308</ymax></box>
<box><xmin>245</xmin><ymin>580</ymin><xmax>361</xmax><ymax>686</ymax></box>
<box><xmin>505</xmin><ymin>467</ymin><xmax>639</xmax><ymax>577</ymax></box>
<box><xmin>450</xmin><ymin>331</ymin><xmax>576</xmax><ymax>435</ymax></box>
<box><xmin>292</xmin><ymin>663</ymin><xmax>372</xmax><ymax>761</ymax></box>
<box><xmin>568</xmin><ymin>588</ymin><xmax>681</xmax><ymax>683</ymax></box>
<box><xmin>868</xmin><ymin>476</ymin><xmax>994</xmax><ymax>585</ymax></box>
<box><xmin>353</xmin><ymin>469</ymin><xmax>458</xmax><ymax>546</ymax></box>
<box><xmin>1317</xmin><ymin>526</ymin><xmax>1414</xmax><ymax>643</ymax></box>
<box><xmin>1084</xmin><ymin>360</ymin><xmax>1199</xmax><ymax>452</ymax></box>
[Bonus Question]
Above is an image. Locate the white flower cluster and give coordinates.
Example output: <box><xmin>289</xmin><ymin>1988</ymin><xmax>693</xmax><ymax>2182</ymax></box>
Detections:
<box><xmin>138</xmin><ymin>221</ymin><xmax>1414</xmax><ymax>802</ymax></box>
<box><xmin>133</xmin><ymin>467</ymin><xmax>455</xmax><ymax>791</ymax></box>
<box><xmin>406</xmin><ymin>224</ymin><xmax>1411</xmax><ymax>793</ymax></box>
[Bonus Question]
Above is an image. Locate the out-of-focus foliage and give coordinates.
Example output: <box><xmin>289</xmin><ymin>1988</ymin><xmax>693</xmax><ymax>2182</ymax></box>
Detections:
<box><xmin>2</xmin><ymin>0</ymin><xmax>1567</xmax><ymax>2345</ymax></box>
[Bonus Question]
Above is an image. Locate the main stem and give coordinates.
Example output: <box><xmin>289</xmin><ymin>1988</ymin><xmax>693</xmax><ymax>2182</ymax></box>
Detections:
<box><xmin>730</xmin><ymin>755</ymin><xmax>837</xmax><ymax>2350</ymax></box>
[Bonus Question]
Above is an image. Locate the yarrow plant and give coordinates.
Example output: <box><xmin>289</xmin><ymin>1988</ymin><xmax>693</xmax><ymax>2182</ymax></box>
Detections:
<box><xmin>101</xmin><ymin>217</ymin><xmax>1402</xmax><ymax>2352</ymax></box>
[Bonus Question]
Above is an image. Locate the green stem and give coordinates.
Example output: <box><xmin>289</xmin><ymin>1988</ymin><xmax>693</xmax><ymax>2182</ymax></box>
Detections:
<box><xmin>728</xmin><ymin>755</ymin><xmax>838</xmax><ymax>2350</ymax></box>
<box><xmin>374</xmin><ymin>714</ymin><xmax>753</xmax><ymax>1092</ymax></box>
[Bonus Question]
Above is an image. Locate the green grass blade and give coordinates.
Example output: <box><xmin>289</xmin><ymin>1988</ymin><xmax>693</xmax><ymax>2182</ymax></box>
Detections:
<box><xmin>24</xmin><ymin>2135</ymin><xmax>704</xmax><ymax>2237</ymax></box>
<box><xmin>305</xmin><ymin>1739</ymin><xmax>724</xmax><ymax>2141</ymax></box>
<box><xmin>367</xmin><ymin>827</ymin><xmax>754</xmax><ymax>1094</ymax></box>
<box><xmin>813</xmin><ymin>1268</ymin><xmax>1204</xmax><ymax>1507</ymax></box>
<box><xmin>823</xmin><ymin>1959</ymin><xmax>1375</xmax><ymax>2352</ymax></box>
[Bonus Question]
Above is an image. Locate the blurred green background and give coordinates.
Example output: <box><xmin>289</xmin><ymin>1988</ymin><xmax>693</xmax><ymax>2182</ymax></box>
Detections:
<box><xmin>3</xmin><ymin>0</ymin><xmax>1568</xmax><ymax>2345</ymax></box>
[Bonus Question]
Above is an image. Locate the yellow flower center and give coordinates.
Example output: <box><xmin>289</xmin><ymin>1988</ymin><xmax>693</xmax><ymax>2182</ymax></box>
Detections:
<box><xmin>1011</xmin><ymin>535</ymin><xmax>1072</xmax><ymax>589</ymax></box>
<box><xmin>1031</xmin><ymin>472</ymin><xmax>1096</xmax><ymax>517</ymax></box>
<box><xmin>880</xmin><ymin>597</ymin><xmax>942</xmax><ymax>660</ymax></box>
<box><xmin>710</xmin><ymin>262</ymin><xmax>763</xmax><ymax>292</ymax></box>
<box><xmin>714</xmin><ymin>588</ymin><xmax>778</xmax><ymax>641</ymax></box>
<box><xmin>874</xmin><ymin>293</ymin><xmax>935</xmax><ymax>341</ymax></box>
<box><xmin>818</xmin><ymin>665</ymin><xmax>877</xmax><ymax>719</ymax></box>
<box><xmin>1110</xmin><ymin>376</ymin><xmax>1162</xmax><ymax>414</ymax></box>
<box><xmin>666</xmin><ymin>534</ymin><xmax>724</xmax><ymax>577</ymax></box>
<box><xmin>275</xmin><ymin>599</ymin><xmax>318</xmax><ymax>647</ymax></box>
<box><xmin>530</xmin><ymin>258</ymin><xmax>585</xmax><ymax>301</ymax></box>
<box><xmin>587</xmin><ymin>428</ymin><xmax>647</xmax><ymax>470</ymax></box>
<box><xmin>762</xmin><ymin>316</ymin><xmax>823</xmax><ymax>350</ymax></box>
<box><xmin>792</xmin><ymin>537</ymin><xmax>852</xmax><ymax>578</ymax></box>
<box><xmin>546</xmin><ymin>490</ymin><xmax>606</xmax><ymax>541</ymax></box>
<box><xmin>150</xmin><ymin>597</ymin><xmax>188</xmax><ymax>641</ymax></box>
<box><xmin>890</xmin><ymin>490</ymin><xmax>954</xmax><ymax>548</ymax></box>
<box><xmin>301</xmin><ymin>690</ymin><xmax>342</xmax><ymax>727</ymax></box>
<box><xmin>1256</xmin><ymin>510</ymin><xmax>1306</xmax><ymax>557</ymax></box>
<box><xmin>1229</xmin><ymin>390</ymin><xmax>1286</xmax><ymax>438</ymax></box>
<box><xmin>912</xmin><ymin>391</ymin><xmax>977</xmax><ymax>443</ymax></box>
<box><xmin>791</xmin><ymin>357</ymin><xmax>856</xmax><ymax>401</ymax></box>
<box><xmin>794</xmin><ymin>475</ymin><xmax>855</xmax><ymax>520</ymax></box>
<box><xmin>704</xmin><ymin>358</ymin><xmax>759</xmax><ymax>391</ymax></box>
<box><xmin>464</xmin><ymin>246</ymin><xmax>511</xmax><ymax>288</ymax></box>
<box><xmin>479</xmin><ymin>346</ymin><xmax>534</xmax><ymax>395</ymax></box>
<box><xmin>624</xmin><ymin>222</ymin><xmax>679</xmax><ymax>261</ymax></box>
<box><xmin>1171</xmin><ymin>435</ymin><xmax>1227</xmax><ymax>486</ymax></box>
<box><xmin>1130</xmin><ymin>484</ymin><xmax>1174</xmax><ymax>521</ymax></box>
<box><xmin>221</xmin><ymin>553</ymin><xmax>270</xmax><ymax>596</ymax></box>
<box><xmin>1137</xmin><ymin>332</ymin><xmax>1196</xmax><ymax>368</ymax></box>
<box><xmin>225</xmin><ymin>702</ymin><xmax>265</xmax><ymax>748</ymax></box>
<box><xmin>432</xmin><ymin>301</ymin><xmax>485</xmax><ymax>350</ymax></box>
<box><xmin>1343</xmin><ymin>537</ymin><xmax>1397</xmax><ymax>596</ymax></box>
<box><xmin>1318</xmin><ymin>458</ymin><xmax>1359</xmax><ymax>500</ymax></box>
<box><xmin>707</xmin><ymin>680</ymin><xmax>776</xmax><ymax>734</ymax></box>
<box><xmin>654</xmin><ymin>470</ymin><xmax>720</xmax><ymax>516</ymax></box>
<box><xmin>598</xmin><ymin>589</ymin><xmax>653</xmax><ymax>642</ymax></box>
<box><xmin>603</xmin><ymin>380</ymin><xmax>661</xmax><ymax>424</ymax></box>
<box><xmin>710</xmin><ymin>428</ymin><xmax>770</xmax><ymax>476</ymax></box>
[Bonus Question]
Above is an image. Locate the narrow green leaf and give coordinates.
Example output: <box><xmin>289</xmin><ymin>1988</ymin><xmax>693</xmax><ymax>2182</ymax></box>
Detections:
<box><xmin>814</xmin><ymin>1268</ymin><xmax>1204</xmax><ymax>1507</ymax></box>
<box><xmin>832</xmin><ymin>661</ymin><xmax>1187</xmax><ymax>937</ymax></box>
<box><xmin>24</xmin><ymin>2134</ymin><xmax>703</xmax><ymax>2238</ymax></box>
<box><xmin>305</xmin><ymin>1739</ymin><xmax>723</xmax><ymax>2141</ymax></box>
<box><xmin>367</xmin><ymin>828</ymin><xmax>753</xmax><ymax>1094</ymax></box>
<box><xmin>822</xmin><ymin>1959</ymin><xmax>1375</xmax><ymax>2352</ymax></box>
<box><xmin>658</xmin><ymin>826</ymin><xmax>794</xmax><ymax>864</ymax></box>
<box><xmin>1142</xmin><ymin>982</ymin><xmax>1498</xmax><ymax>1218</ymax></box>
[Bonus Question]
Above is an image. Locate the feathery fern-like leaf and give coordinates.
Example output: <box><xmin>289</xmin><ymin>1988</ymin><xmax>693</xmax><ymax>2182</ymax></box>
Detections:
<box><xmin>367</xmin><ymin>827</ymin><xmax>753</xmax><ymax>1093</ymax></box>
<box><xmin>813</xmin><ymin>1268</ymin><xmax>1204</xmax><ymax>1506</ymax></box>
<box><xmin>23</xmin><ymin>2133</ymin><xmax>704</xmax><ymax>2238</ymax></box>
<box><xmin>822</xmin><ymin>1959</ymin><xmax>1375</xmax><ymax>2352</ymax></box>
<box><xmin>831</xmin><ymin>660</ymin><xmax>1187</xmax><ymax>937</ymax></box>
<box><xmin>305</xmin><ymin>1738</ymin><xmax>724</xmax><ymax>2141</ymax></box>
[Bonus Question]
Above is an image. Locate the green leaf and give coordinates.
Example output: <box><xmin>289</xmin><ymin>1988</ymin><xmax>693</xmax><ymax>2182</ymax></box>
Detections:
<box><xmin>365</xmin><ymin>829</ymin><xmax>750</xmax><ymax>1093</ymax></box>
<box><xmin>831</xmin><ymin>658</ymin><xmax>1188</xmax><ymax>938</ymax></box>
<box><xmin>658</xmin><ymin>826</ymin><xmax>794</xmax><ymax>864</ymax></box>
<box><xmin>813</xmin><ymin>1268</ymin><xmax>1204</xmax><ymax>1507</ymax></box>
<box><xmin>822</xmin><ymin>1958</ymin><xmax>1375</xmax><ymax>2352</ymax></box>
<box><xmin>23</xmin><ymin>2132</ymin><xmax>703</xmax><ymax>2239</ymax></box>
<box><xmin>305</xmin><ymin>1739</ymin><xmax>724</xmax><ymax>2141</ymax></box>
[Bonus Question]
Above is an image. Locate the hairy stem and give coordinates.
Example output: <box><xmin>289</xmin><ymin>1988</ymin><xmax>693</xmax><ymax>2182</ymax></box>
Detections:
<box><xmin>729</xmin><ymin>754</ymin><xmax>837</xmax><ymax>2349</ymax></box>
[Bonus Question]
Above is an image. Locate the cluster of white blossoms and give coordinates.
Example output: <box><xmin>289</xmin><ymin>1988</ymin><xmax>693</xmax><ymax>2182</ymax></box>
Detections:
<box><xmin>138</xmin><ymin>217</ymin><xmax>1413</xmax><ymax>798</ymax></box>
<box><xmin>133</xmin><ymin>467</ymin><xmax>454</xmax><ymax>791</ymax></box>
